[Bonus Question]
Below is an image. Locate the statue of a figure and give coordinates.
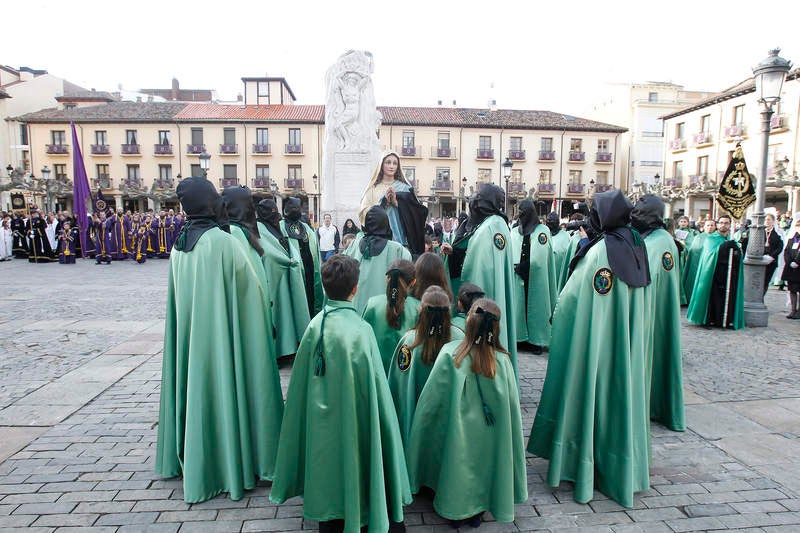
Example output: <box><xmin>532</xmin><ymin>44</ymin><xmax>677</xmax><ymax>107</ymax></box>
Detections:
<box><xmin>324</xmin><ymin>50</ymin><xmax>381</xmax><ymax>153</ymax></box>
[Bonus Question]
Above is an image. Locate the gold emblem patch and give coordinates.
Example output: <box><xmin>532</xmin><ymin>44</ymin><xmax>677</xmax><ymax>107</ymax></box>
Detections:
<box><xmin>398</xmin><ymin>345</ymin><xmax>412</xmax><ymax>372</ymax></box>
<box><xmin>493</xmin><ymin>233</ymin><xmax>506</xmax><ymax>250</ymax></box>
<box><xmin>538</xmin><ymin>232</ymin><xmax>548</xmax><ymax>245</ymax></box>
<box><xmin>593</xmin><ymin>268</ymin><xmax>614</xmax><ymax>295</ymax></box>
<box><xmin>662</xmin><ymin>251</ymin><xmax>675</xmax><ymax>271</ymax></box>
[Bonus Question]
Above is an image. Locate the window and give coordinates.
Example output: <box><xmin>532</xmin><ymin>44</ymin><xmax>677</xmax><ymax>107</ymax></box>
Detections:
<box><xmin>402</xmin><ymin>131</ymin><xmax>415</xmax><ymax>148</ymax></box>
<box><xmin>477</xmin><ymin>168</ymin><xmax>492</xmax><ymax>182</ymax></box>
<box><xmin>701</xmin><ymin>115</ymin><xmax>711</xmax><ymax>133</ymax></box>
<box><xmin>223</xmin><ymin>128</ymin><xmax>236</xmax><ymax>145</ymax></box>
<box><xmin>64</xmin><ymin>103</ymin><xmax>76</xmax><ymax>110</ymax></box>
<box><xmin>597</xmin><ymin>139</ymin><xmax>609</xmax><ymax>152</ymax></box>
<box><xmin>570</xmin><ymin>138</ymin><xmax>582</xmax><ymax>152</ymax></box>
<box><xmin>289</xmin><ymin>128</ymin><xmax>301</xmax><ymax>146</ymax></box>
<box><xmin>479</xmin><ymin>136</ymin><xmax>492</xmax><ymax>151</ymax></box>
<box><xmin>256</xmin><ymin>165</ymin><xmax>270</xmax><ymax>179</ymax></box>
<box><xmin>697</xmin><ymin>155</ymin><xmax>708</xmax><ymax>177</ymax></box>
<box><xmin>51</xmin><ymin>130</ymin><xmax>66</xmax><ymax>145</ymax></box>
<box><xmin>21</xmin><ymin>150</ymin><xmax>30</xmax><ymax>171</ymax></box>
<box><xmin>95</xmin><ymin>130</ymin><xmax>107</xmax><ymax>146</ymax></box>
<box><xmin>402</xmin><ymin>167</ymin><xmax>415</xmax><ymax>186</ymax></box>
<box><xmin>733</xmin><ymin>105</ymin><xmax>744</xmax><ymax>125</ymax></box>
<box><xmin>127</xmin><ymin>164</ymin><xmax>140</xmax><ymax>180</ymax></box>
<box><xmin>190</xmin><ymin>164</ymin><xmax>202</xmax><ymax>176</ymax></box>
<box><xmin>19</xmin><ymin>124</ymin><xmax>28</xmax><ymax>145</ymax></box>
<box><xmin>125</xmin><ymin>130</ymin><xmax>138</xmax><ymax>145</ymax></box>
<box><xmin>191</xmin><ymin>128</ymin><xmax>203</xmax><ymax>145</ymax></box>
<box><xmin>436</xmin><ymin>167</ymin><xmax>451</xmax><ymax>181</ymax></box>
<box><xmin>288</xmin><ymin>165</ymin><xmax>302</xmax><ymax>180</ymax></box>
<box><xmin>158</xmin><ymin>130</ymin><xmax>171</xmax><ymax>144</ymax></box>
<box><xmin>256</xmin><ymin>128</ymin><xmax>269</xmax><ymax>145</ymax></box>
<box><xmin>541</xmin><ymin>137</ymin><xmax>553</xmax><ymax>152</ymax></box>
<box><xmin>569</xmin><ymin>170</ymin><xmax>582</xmax><ymax>184</ymax></box>
<box><xmin>159</xmin><ymin>165</ymin><xmax>172</xmax><ymax>180</ymax></box>
<box><xmin>53</xmin><ymin>164</ymin><xmax>67</xmax><ymax>180</ymax></box>
<box><xmin>96</xmin><ymin>164</ymin><xmax>109</xmax><ymax>178</ymax></box>
<box><xmin>437</xmin><ymin>132</ymin><xmax>450</xmax><ymax>150</ymax></box>
<box><xmin>510</xmin><ymin>137</ymin><xmax>522</xmax><ymax>151</ymax></box>
<box><xmin>539</xmin><ymin>169</ymin><xmax>552</xmax><ymax>183</ymax></box>
<box><xmin>648</xmin><ymin>92</ymin><xmax>658</xmax><ymax>103</ymax></box>
<box><xmin>596</xmin><ymin>171</ymin><xmax>609</xmax><ymax>185</ymax></box>
<box><xmin>676</xmin><ymin>122</ymin><xmax>685</xmax><ymax>139</ymax></box>
<box><xmin>673</xmin><ymin>161</ymin><xmax>683</xmax><ymax>179</ymax></box>
<box><xmin>258</xmin><ymin>82</ymin><xmax>269</xmax><ymax>97</ymax></box>
<box><xmin>224</xmin><ymin>165</ymin><xmax>238</xmax><ymax>180</ymax></box>
<box><xmin>511</xmin><ymin>169</ymin><xmax>522</xmax><ymax>183</ymax></box>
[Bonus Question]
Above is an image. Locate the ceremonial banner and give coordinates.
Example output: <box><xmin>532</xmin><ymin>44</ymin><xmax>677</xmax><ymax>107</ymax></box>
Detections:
<box><xmin>716</xmin><ymin>144</ymin><xmax>756</xmax><ymax>219</ymax></box>
<box><xmin>71</xmin><ymin>121</ymin><xmax>92</xmax><ymax>256</ymax></box>
<box><xmin>10</xmin><ymin>193</ymin><xmax>26</xmax><ymax>211</ymax></box>
<box><xmin>94</xmin><ymin>188</ymin><xmax>108</xmax><ymax>214</ymax></box>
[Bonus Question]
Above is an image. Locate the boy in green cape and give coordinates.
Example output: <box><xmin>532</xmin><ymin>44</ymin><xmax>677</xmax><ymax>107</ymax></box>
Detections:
<box><xmin>270</xmin><ymin>255</ymin><xmax>412</xmax><ymax>533</ymax></box>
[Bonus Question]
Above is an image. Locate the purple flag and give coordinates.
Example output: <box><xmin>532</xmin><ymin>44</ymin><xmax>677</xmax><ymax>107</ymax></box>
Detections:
<box><xmin>71</xmin><ymin>122</ymin><xmax>91</xmax><ymax>257</ymax></box>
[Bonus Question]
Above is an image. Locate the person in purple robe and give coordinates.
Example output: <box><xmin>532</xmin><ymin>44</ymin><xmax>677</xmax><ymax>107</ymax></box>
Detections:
<box><xmin>95</xmin><ymin>212</ymin><xmax>112</xmax><ymax>264</ymax></box>
<box><xmin>84</xmin><ymin>213</ymin><xmax>98</xmax><ymax>259</ymax></box>
<box><xmin>110</xmin><ymin>209</ymin><xmax>131</xmax><ymax>260</ymax></box>
<box><xmin>131</xmin><ymin>214</ymin><xmax>153</xmax><ymax>263</ymax></box>
<box><xmin>57</xmin><ymin>221</ymin><xmax>78</xmax><ymax>264</ymax></box>
<box><xmin>147</xmin><ymin>212</ymin><xmax>159</xmax><ymax>258</ymax></box>
<box><xmin>153</xmin><ymin>210</ymin><xmax>170</xmax><ymax>258</ymax></box>
<box><xmin>165</xmin><ymin>209</ymin><xmax>177</xmax><ymax>253</ymax></box>
<box><xmin>26</xmin><ymin>210</ymin><xmax>56</xmax><ymax>263</ymax></box>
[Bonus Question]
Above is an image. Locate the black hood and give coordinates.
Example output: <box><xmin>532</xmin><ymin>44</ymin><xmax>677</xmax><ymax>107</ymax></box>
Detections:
<box><xmin>630</xmin><ymin>194</ymin><xmax>665</xmax><ymax>238</ymax></box>
<box><xmin>256</xmin><ymin>199</ymin><xmax>284</xmax><ymax>242</ymax></box>
<box><xmin>174</xmin><ymin>177</ymin><xmax>229</xmax><ymax>252</ymax></box>
<box><xmin>516</xmin><ymin>199</ymin><xmax>537</xmax><ymax>236</ymax></box>
<box><xmin>469</xmin><ymin>183</ymin><xmax>506</xmax><ymax>229</ymax></box>
<box><xmin>546</xmin><ymin>211</ymin><xmax>561</xmax><ymax>235</ymax></box>
<box><xmin>284</xmin><ymin>197</ymin><xmax>302</xmax><ymax>221</ymax></box>
<box><xmin>222</xmin><ymin>186</ymin><xmax>263</xmax><ymax>256</ymax></box>
<box><xmin>360</xmin><ymin>206</ymin><xmax>393</xmax><ymax>257</ymax></box>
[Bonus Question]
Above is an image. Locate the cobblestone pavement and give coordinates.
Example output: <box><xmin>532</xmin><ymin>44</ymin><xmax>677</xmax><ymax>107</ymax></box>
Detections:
<box><xmin>0</xmin><ymin>257</ymin><xmax>799</xmax><ymax>532</ymax></box>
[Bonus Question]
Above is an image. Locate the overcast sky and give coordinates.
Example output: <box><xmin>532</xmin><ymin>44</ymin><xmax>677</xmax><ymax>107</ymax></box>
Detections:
<box><xmin>4</xmin><ymin>0</ymin><xmax>796</xmax><ymax>117</ymax></box>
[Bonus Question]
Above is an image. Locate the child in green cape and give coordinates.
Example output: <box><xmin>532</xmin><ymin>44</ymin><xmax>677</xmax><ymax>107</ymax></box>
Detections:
<box><xmin>451</xmin><ymin>282</ymin><xmax>485</xmax><ymax>330</ymax></box>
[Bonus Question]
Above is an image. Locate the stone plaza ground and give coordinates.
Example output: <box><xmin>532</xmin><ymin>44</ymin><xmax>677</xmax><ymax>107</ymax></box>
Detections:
<box><xmin>1</xmin><ymin>257</ymin><xmax>799</xmax><ymax>532</ymax></box>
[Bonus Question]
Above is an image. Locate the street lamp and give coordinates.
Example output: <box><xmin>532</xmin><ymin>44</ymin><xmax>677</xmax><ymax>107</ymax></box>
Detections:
<box><xmin>502</xmin><ymin>157</ymin><xmax>513</xmax><ymax>214</ymax></box>
<box><xmin>40</xmin><ymin>166</ymin><xmax>52</xmax><ymax>212</ymax></box>
<box><xmin>198</xmin><ymin>150</ymin><xmax>211</xmax><ymax>178</ymax></box>
<box><xmin>744</xmin><ymin>48</ymin><xmax>792</xmax><ymax>327</ymax></box>
<box><xmin>5</xmin><ymin>164</ymin><xmax>12</xmax><ymax>178</ymax></box>
<box><xmin>312</xmin><ymin>174</ymin><xmax>319</xmax><ymax>225</ymax></box>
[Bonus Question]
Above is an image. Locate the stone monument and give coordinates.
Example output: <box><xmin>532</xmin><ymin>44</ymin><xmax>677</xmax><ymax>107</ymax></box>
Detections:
<box><xmin>321</xmin><ymin>50</ymin><xmax>382</xmax><ymax>227</ymax></box>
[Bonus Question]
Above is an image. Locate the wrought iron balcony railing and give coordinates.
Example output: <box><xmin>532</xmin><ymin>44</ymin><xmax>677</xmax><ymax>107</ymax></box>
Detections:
<box><xmin>187</xmin><ymin>144</ymin><xmax>205</xmax><ymax>154</ymax></box>
<box><xmin>432</xmin><ymin>147</ymin><xmax>457</xmax><ymax>158</ymax></box>
<box><xmin>508</xmin><ymin>182</ymin><xmax>525</xmax><ymax>194</ymax></box>
<box><xmin>476</xmin><ymin>149</ymin><xmax>495</xmax><ymax>159</ymax></box>
<box><xmin>93</xmin><ymin>176</ymin><xmax>112</xmax><ymax>189</ymax></box>
<box><xmin>220</xmin><ymin>144</ymin><xmax>238</xmax><ymax>154</ymax></box>
<box><xmin>252</xmin><ymin>177</ymin><xmax>271</xmax><ymax>188</ymax></box>
<box><xmin>154</xmin><ymin>144</ymin><xmax>173</xmax><ymax>155</ymax></box>
<box><xmin>567</xmin><ymin>184</ymin><xmax>585</xmax><ymax>194</ymax></box>
<box><xmin>285</xmin><ymin>144</ymin><xmax>303</xmax><ymax>154</ymax></box>
<box><xmin>432</xmin><ymin>179</ymin><xmax>452</xmax><ymax>191</ymax></box>
<box><xmin>693</xmin><ymin>132</ymin><xmax>712</xmax><ymax>146</ymax></box>
<box><xmin>538</xmin><ymin>183</ymin><xmax>555</xmax><ymax>193</ymax></box>
<box><xmin>219</xmin><ymin>178</ymin><xmax>239</xmax><ymax>188</ymax></box>
<box><xmin>508</xmin><ymin>150</ymin><xmax>526</xmax><ymax>160</ymax></box>
<box><xmin>46</xmin><ymin>144</ymin><xmax>69</xmax><ymax>155</ymax></box>
<box><xmin>91</xmin><ymin>144</ymin><xmax>110</xmax><ymax>155</ymax></box>
<box><xmin>286</xmin><ymin>178</ymin><xmax>304</xmax><ymax>189</ymax></box>
<box><xmin>596</xmin><ymin>184</ymin><xmax>614</xmax><ymax>192</ymax></box>
<box><xmin>568</xmin><ymin>151</ymin><xmax>585</xmax><ymax>162</ymax></box>
<box><xmin>121</xmin><ymin>144</ymin><xmax>140</xmax><ymax>155</ymax></box>
<box><xmin>538</xmin><ymin>150</ymin><xmax>556</xmax><ymax>161</ymax></box>
<box><xmin>252</xmin><ymin>144</ymin><xmax>271</xmax><ymax>154</ymax></box>
<box><xmin>398</xmin><ymin>145</ymin><xmax>419</xmax><ymax>157</ymax></box>
<box><xmin>596</xmin><ymin>152</ymin><xmax>612</xmax><ymax>163</ymax></box>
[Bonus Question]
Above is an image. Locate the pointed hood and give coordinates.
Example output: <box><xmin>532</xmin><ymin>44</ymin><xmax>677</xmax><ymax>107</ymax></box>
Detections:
<box><xmin>516</xmin><ymin>199</ymin><xmax>537</xmax><ymax>236</ymax></box>
<box><xmin>174</xmin><ymin>177</ymin><xmax>229</xmax><ymax>252</ymax></box>
<box><xmin>360</xmin><ymin>206</ymin><xmax>393</xmax><ymax>258</ymax></box>
<box><xmin>222</xmin><ymin>186</ymin><xmax>263</xmax><ymax>256</ymax></box>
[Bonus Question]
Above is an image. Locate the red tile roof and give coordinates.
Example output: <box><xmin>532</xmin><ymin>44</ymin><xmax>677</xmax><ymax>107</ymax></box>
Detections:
<box><xmin>174</xmin><ymin>104</ymin><xmax>324</xmax><ymax>122</ymax></box>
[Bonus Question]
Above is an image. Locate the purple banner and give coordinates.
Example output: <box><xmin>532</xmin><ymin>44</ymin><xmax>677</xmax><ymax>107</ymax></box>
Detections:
<box><xmin>70</xmin><ymin>122</ymin><xmax>91</xmax><ymax>257</ymax></box>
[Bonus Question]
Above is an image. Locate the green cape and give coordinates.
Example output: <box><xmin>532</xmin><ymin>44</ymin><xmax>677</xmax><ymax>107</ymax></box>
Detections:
<box><xmin>643</xmin><ymin>229</ymin><xmax>685</xmax><ymax>431</ymax></box>
<box><xmin>527</xmin><ymin>239</ymin><xmax>650</xmax><ymax>507</ymax></box>
<box><xmin>451</xmin><ymin>312</ymin><xmax>466</xmax><ymax>331</ymax></box>
<box><xmin>448</xmin><ymin>215</ymin><xmax>518</xmax><ymax>380</ymax></box>
<box><xmin>280</xmin><ymin>219</ymin><xmax>324</xmax><ymax>316</ymax></box>
<box><xmin>681</xmin><ymin>232</ymin><xmax>707</xmax><ymax>304</ymax></box>
<box><xmin>550</xmin><ymin>230</ymin><xmax>573</xmax><ymax>293</ymax></box>
<box><xmin>510</xmin><ymin>224</ymin><xmax>558</xmax><ymax>346</ymax></box>
<box><xmin>362</xmin><ymin>294</ymin><xmax>421</xmax><ymax>373</ymax></box>
<box><xmin>686</xmin><ymin>232</ymin><xmax>745</xmax><ymax>329</ymax></box>
<box><xmin>386</xmin><ymin>326</ymin><xmax>465</xmax><ymax>444</ymax></box>
<box><xmin>406</xmin><ymin>341</ymin><xmax>527</xmax><ymax>522</ymax></box>
<box><xmin>343</xmin><ymin>236</ymin><xmax>412</xmax><ymax>314</ymax></box>
<box><xmin>156</xmin><ymin>228</ymin><xmax>284</xmax><ymax>502</ymax></box>
<box><xmin>257</xmin><ymin>221</ymin><xmax>311</xmax><ymax>357</ymax></box>
<box><xmin>270</xmin><ymin>300</ymin><xmax>412</xmax><ymax>531</ymax></box>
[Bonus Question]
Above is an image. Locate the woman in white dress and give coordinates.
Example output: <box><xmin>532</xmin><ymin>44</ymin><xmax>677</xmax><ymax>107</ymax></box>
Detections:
<box><xmin>0</xmin><ymin>215</ymin><xmax>13</xmax><ymax>260</ymax></box>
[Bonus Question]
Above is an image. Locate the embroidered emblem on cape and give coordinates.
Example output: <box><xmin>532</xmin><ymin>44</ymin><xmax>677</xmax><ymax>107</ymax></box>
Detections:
<box><xmin>95</xmin><ymin>199</ymin><xmax>107</xmax><ymax>211</ymax></box>
<box><xmin>493</xmin><ymin>233</ymin><xmax>506</xmax><ymax>250</ymax></box>
<box><xmin>538</xmin><ymin>232</ymin><xmax>548</xmax><ymax>245</ymax></box>
<box><xmin>593</xmin><ymin>268</ymin><xmax>614</xmax><ymax>295</ymax></box>
<box><xmin>398</xmin><ymin>345</ymin><xmax>412</xmax><ymax>372</ymax></box>
<box><xmin>287</xmin><ymin>222</ymin><xmax>307</xmax><ymax>241</ymax></box>
<box><xmin>662</xmin><ymin>251</ymin><xmax>675</xmax><ymax>271</ymax></box>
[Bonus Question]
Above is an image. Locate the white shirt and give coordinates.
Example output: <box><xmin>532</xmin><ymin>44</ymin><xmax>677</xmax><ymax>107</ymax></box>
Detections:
<box><xmin>318</xmin><ymin>224</ymin><xmax>338</xmax><ymax>251</ymax></box>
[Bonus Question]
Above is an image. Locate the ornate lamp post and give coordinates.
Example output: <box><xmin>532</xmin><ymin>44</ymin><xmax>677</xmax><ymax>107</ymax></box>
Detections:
<box><xmin>198</xmin><ymin>150</ymin><xmax>211</xmax><ymax>179</ymax></box>
<box><xmin>744</xmin><ymin>48</ymin><xmax>792</xmax><ymax>327</ymax></box>
<box><xmin>40</xmin><ymin>166</ymin><xmax>52</xmax><ymax>212</ymax></box>
<box><xmin>502</xmin><ymin>157</ymin><xmax>513</xmax><ymax>214</ymax></box>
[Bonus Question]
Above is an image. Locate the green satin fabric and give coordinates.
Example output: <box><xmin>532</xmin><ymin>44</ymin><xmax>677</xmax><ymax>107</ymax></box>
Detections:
<box><xmin>451</xmin><ymin>313</ymin><xmax>466</xmax><ymax>331</ymax></box>
<box><xmin>550</xmin><ymin>230</ymin><xmax>573</xmax><ymax>293</ymax></box>
<box><xmin>406</xmin><ymin>341</ymin><xmax>527</xmax><ymax>522</ymax></box>
<box><xmin>510</xmin><ymin>224</ymin><xmax>558</xmax><ymax>346</ymax></box>
<box><xmin>681</xmin><ymin>232</ymin><xmax>707</xmax><ymax>303</ymax></box>
<box><xmin>387</xmin><ymin>326</ymin><xmax>465</xmax><ymax>444</ymax></box>
<box><xmin>686</xmin><ymin>233</ymin><xmax>745</xmax><ymax>329</ymax></box>
<box><xmin>643</xmin><ymin>229</ymin><xmax>685</xmax><ymax>431</ymax></box>
<box><xmin>155</xmin><ymin>228</ymin><xmax>284</xmax><ymax>503</ymax></box>
<box><xmin>343</xmin><ymin>237</ymin><xmax>413</xmax><ymax>314</ymax></box>
<box><xmin>257</xmin><ymin>222</ymin><xmax>311</xmax><ymax>357</ymax></box>
<box><xmin>270</xmin><ymin>300</ymin><xmax>412</xmax><ymax>532</ymax></box>
<box><xmin>280</xmin><ymin>220</ymin><xmax>324</xmax><ymax>316</ymax></box>
<box><xmin>527</xmin><ymin>239</ymin><xmax>651</xmax><ymax>508</ymax></box>
<box><xmin>362</xmin><ymin>294</ymin><xmax>421</xmax><ymax>373</ymax></box>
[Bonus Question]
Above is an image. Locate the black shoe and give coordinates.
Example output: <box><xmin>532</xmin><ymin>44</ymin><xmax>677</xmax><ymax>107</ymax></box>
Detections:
<box><xmin>449</xmin><ymin>520</ymin><xmax>463</xmax><ymax>529</ymax></box>
<box><xmin>388</xmin><ymin>521</ymin><xmax>406</xmax><ymax>533</ymax></box>
<box><xmin>531</xmin><ymin>344</ymin><xmax>543</xmax><ymax>355</ymax></box>
<box><xmin>466</xmin><ymin>513</ymin><xmax>483</xmax><ymax>528</ymax></box>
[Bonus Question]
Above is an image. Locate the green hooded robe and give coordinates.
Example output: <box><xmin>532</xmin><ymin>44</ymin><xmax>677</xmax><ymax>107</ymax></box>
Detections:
<box><xmin>362</xmin><ymin>294</ymin><xmax>421</xmax><ymax>373</ymax></box>
<box><xmin>510</xmin><ymin>223</ymin><xmax>557</xmax><ymax>346</ymax></box>
<box><xmin>681</xmin><ymin>232</ymin><xmax>707</xmax><ymax>303</ymax></box>
<box><xmin>257</xmin><ymin>221</ymin><xmax>311</xmax><ymax>357</ymax></box>
<box><xmin>550</xmin><ymin>229</ymin><xmax>573</xmax><ymax>293</ymax></box>
<box><xmin>643</xmin><ymin>228</ymin><xmax>685</xmax><ymax>431</ymax></box>
<box><xmin>386</xmin><ymin>326</ymin><xmax>465</xmax><ymax>444</ymax></box>
<box><xmin>156</xmin><ymin>227</ymin><xmax>284</xmax><ymax>502</ymax></box>
<box><xmin>343</xmin><ymin>235</ymin><xmax>412</xmax><ymax>314</ymax></box>
<box><xmin>406</xmin><ymin>340</ymin><xmax>527</xmax><ymax>522</ymax></box>
<box><xmin>686</xmin><ymin>232</ymin><xmax>745</xmax><ymax>329</ymax></box>
<box><xmin>280</xmin><ymin>219</ymin><xmax>324</xmax><ymax>316</ymax></box>
<box><xmin>270</xmin><ymin>300</ymin><xmax>412</xmax><ymax>532</ymax></box>
<box><xmin>527</xmin><ymin>238</ymin><xmax>650</xmax><ymax>507</ymax></box>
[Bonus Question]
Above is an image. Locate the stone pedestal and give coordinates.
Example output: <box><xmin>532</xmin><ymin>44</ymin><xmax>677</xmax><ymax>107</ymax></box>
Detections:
<box><xmin>743</xmin><ymin>254</ymin><xmax>771</xmax><ymax>327</ymax></box>
<box><xmin>323</xmin><ymin>151</ymin><xmax>375</xmax><ymax>227</ymax></box>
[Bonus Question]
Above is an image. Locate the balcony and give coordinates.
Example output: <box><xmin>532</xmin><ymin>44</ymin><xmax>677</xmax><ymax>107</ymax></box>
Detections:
<box><xmin>693</xmin><ymin>132</ymin><xmax>713</xmax><ymax>146</ymax></box>
<box><xmin>93</xmin><ymin>176</ymin><xmax>112</xmax><ymax>189</ymax></box>
<box><xmin>122</xmin><ymin>177</ymin><xmax>143</xmax><ymax>189</ymax></box>
<box><xmin>538</xmin><ymin>150</ymin><xmax>556</xmax><ymax>161</ymax></box>
<box><xmin>285</xmin><ymin>178</ymin><xmax>304</xmax><ymax>189</ymax></box>
<box><xmin>252</xmin><ymin>177</ymin><xmax>271</xmax><ymax>189</ymax></box>
<box><xmin>665</xmin><ymin>178</ymin><xmax>679</xmax><ymax>187</ymax></box>
<box><xmin>669</xmin><ymin>138</ymin><xmax>686</xmax><ymax>151</ymax></box>
<box><xmin>220</xmin><ymin>144</ymin><xmax>238</xmax><ymax>154</ymax></box>
<box><xmin>121</xmin><ymin>144</ymin><xmax>140</xmax><ymax>155</ymax></box>
<box><xmin>508</xmin><ymin>150</ymin><xmax>526</xmax><ymax>160</ymax></box>
<box><xmin>432</xmin><ymin>179</ymin><xmax>452</xmax><ymax>191</ymax></box>
<box><xmin>508</xmin><ymin>182</ymin><xmax>525</xmax><ymax>194</ymax></box>
<box><xmin>596</xmin><ymin>152</ymin><xmax>613</xmax><ymax>163</ymax></box>
<box><xmin>219</xmin><ymin>178</ymin><xmax>239</xmax><ymax>188</ymax></box>
<box><xmin>154</xmin><ymin>144</ymin><xmax>173</xmax><ymax>155</ymax></box>
<box><xmin>91</xmin><ymin>144</ymin><xmax>110</xmax><ymax>155</ymax></box>
<box><xmin>771</xmin><ymin>114</ymin><xmax>788</xmax><ymax>132</ymax></box>
<box><xmin>567</xmin><ymin>184</ymin><xmax>585</xmax><ymax>194</ymax></box>
<box><xmin>398</xmin><ymin>145</ymin><xmax>420</xmax><ymax>157</ymax></box>
<box><xmin>538</xmin><ymin>183</ymin><xmax>555</xmax><ymax>194</ymax></box>
<box><xmin>568</xmin><ymin>151</ymin><xmax>586</xmax><ymax>162</ymax></box>
<box><xmin>154</xmin><ymin>178</ymin><xmax>175</xmax><ymax>189</ymax></box>
<box><xmin>252</xmin><ymin>144</ymin><xmax>271</xmax><ymax>154</ymax></box>
<box><xmin>431</xmin><ymin>147</ymin><xmax>457</xmax><ymax>158</ymax></box>
<box><xmin>689</xmin><ymin>174</ymin><xmax>703</xmax><ymax>185</ymax></box>
<box><xmin>285</xmin><ymin>144</ymin><xmax>303</xmax><ymax>154</ymax></box>
<box><xmin>476</xmin><ymin>149</ymin><xmax>495</xmax><ymax>160</ymax></box>
<box><xmin>46</xmin><ymin>144</ymin><xmax>69</xmax><ymax>155</ymax></box>
<box><xmin>187</xmin><ymin>144</ymin><xmax>205</xmax><ymax>154</ymax></box>
<box><xmin>596</xmin><ymin>184</ymin><xmax>614</xmax><ymax>192</ymax></box>
<box><xmin>724</xmin><ymin>124</ymin><xmax>746</xmax><ymax>139</ymax></box>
